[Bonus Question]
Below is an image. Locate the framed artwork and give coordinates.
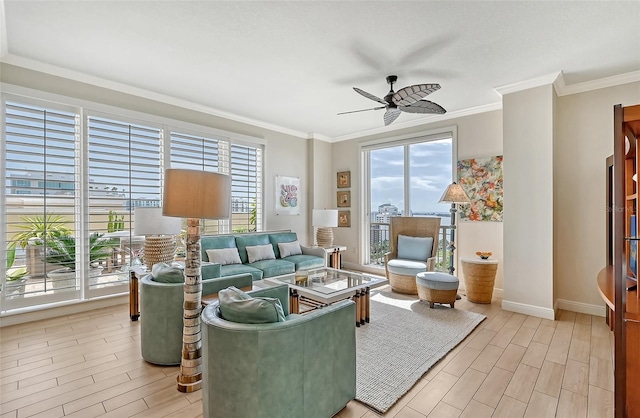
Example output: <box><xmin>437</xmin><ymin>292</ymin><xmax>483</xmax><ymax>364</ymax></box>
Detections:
<box><xmin>338</xmin><ymin>211</ymin><xmax>351</xmax><ymax>227</ymax></box>
<box><xmin>337</xmin><ymin>171</ymin><xmax>351</xmax><ymax>188</ymax></box>
<box><xmin>458</xmin><ymin>155</ymin><xmax>503</xmax><ymax>222</ymax></box>
<box><xmin>337</xmin><ymin>190</ymin><xmax>350</xmax><ymax>207</ymax></box>
<box><xmin>275</xmin><ymin>175</ymin><xmax>300</xmax><ymax>215</ymax></box>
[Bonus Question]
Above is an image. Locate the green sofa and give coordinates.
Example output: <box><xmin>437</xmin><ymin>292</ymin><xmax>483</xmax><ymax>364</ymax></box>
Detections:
<box><xmin>140</xmin><ymin>272</ymin><xmax>253</xmax><ymax>365</ymax></box>
<box><xmin>201</xmin><ymin>284</ymin><xmax>357</xmax><ymax>418</ymax></box>
<box><xmin>200</xmin><ymin>230</ymin><xmax>326</xmax><ymax>281</ymax></box>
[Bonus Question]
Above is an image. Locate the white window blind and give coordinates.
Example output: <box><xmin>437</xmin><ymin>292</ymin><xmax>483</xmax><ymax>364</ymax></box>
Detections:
<box><xmin>3</xmin><ymin>101</ymin><xmax>79</xmax><ymax>303</ymax></box>
<box><xmin>230</xmin><ymin>144</ymin><xmax>263</xmax><ymax>233</ymax></box>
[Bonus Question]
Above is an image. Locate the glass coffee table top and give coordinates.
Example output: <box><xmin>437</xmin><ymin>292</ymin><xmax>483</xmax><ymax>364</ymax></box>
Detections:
<box><xmin>268</xmin><ymin>267</ymin><xmax>387</xmax><ymax>297</ymax></box>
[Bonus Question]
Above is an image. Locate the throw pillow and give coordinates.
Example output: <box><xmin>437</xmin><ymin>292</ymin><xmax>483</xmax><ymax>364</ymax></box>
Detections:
<box><xmin>278</xmin><ymin>240</ymin><xmax>302</xmax><ymax>258</ymax></box>
<box><xmin>218</xmin><ymin>286</ymin><xmax>286</xmax><ymax>324</ymax></box>
<box><xmin>151</xmin><ymin>262</ymin><xmax>184</xmax><ymax>283</ymax></box>
<box><xmin>246</xmin><ymin>244</ymin><xmax>276</xmax><ymax>263</ymax></box>
<box><xmin>397</xmin><ymin>235</ymin><xmax>433</xmax><ymax>262</ymax></box>
<box><xmin>206</xmin><ymin>248</ymin><xmax>242</xmax><ymax>265</ymax></box>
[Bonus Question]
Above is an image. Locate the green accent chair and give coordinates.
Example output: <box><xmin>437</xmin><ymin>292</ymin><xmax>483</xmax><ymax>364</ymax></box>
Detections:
<box><xmin>140</xmin><ymin>272</ymin><xmax>253</xmax><ymax>365</ymax></box>
<box><xmin>201</xmin><ymin>284</ymin><xmax>356</xmax><ymax>418</ymax></box>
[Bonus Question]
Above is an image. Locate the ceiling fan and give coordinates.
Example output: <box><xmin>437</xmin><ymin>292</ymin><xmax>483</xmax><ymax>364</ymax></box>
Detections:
<box><xmin>338</xmin><ymin>75</ymin><xmax>446</xmax><ymax>126</ymax></box>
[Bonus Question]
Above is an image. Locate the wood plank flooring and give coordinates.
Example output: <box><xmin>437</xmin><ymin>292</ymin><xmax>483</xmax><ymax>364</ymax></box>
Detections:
<box><xmin>0</xmin><ymin>288</ymin><xmax>614</xmax><ymax>418</ymax></box>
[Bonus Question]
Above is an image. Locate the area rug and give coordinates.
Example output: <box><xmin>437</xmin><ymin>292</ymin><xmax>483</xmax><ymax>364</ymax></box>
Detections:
<box><xmin>355</xmin><ymin>291</ymin><xmax>486</xmax><ymax>413</ymax></box>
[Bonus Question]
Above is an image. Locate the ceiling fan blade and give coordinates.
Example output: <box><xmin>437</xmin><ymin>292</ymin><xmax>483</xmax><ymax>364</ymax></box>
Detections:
<box><xmin>392</xmin><ymin>84</ymin><xmax>441</xmax><ymax>106</ymax></box>
<box><xmin>383</xmin><ymin>108</ymin><xmax>402</xmax><ymax>126</ymax></box>
<box><xmin>337</xmin><ymin>106</ymin><xmax>386</xmax><ymax>115</ymax></box>
<box><xmin>353</xmin><ymin>87</ymin><xmax>387</xmax><ymax>105</ymax></box>
<box><xmin>400</xmin><ymin>100</ymin><xmax>446</xmax><ymax>114</ymax></box>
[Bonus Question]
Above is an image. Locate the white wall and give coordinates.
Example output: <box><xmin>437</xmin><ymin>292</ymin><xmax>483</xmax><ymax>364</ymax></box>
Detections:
<box><xmin>308</xmin><ymin>139</ymin><xmax>333</xmax><ymax>244</ymax></box>
<box><xmin>503</xmin><ymin>84</ymin><xmax>555</xmax><ymax>319</ymax></box>
<box><xmin>555</xmin><ymin>81</ymin><xmax>640</xmax><ymax>314</ymax></box>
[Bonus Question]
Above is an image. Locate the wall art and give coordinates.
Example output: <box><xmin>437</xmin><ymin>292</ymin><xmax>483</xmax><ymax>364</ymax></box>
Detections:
<box><xmin>337</xmin><ymin>190</ymin><xmax>351</xmax><ymax>207</ymax></box>
<box><xmin>337</xmin><ymin>171</ymin><xmax>351</xmax><ymax>188</ymax></box>
<box><xmin>338</xmin><ymin>210</ymin><xmax>351</xmax><ymax>227</ymax></box>
<box><xmin>275</xmin><ymin>175</ymin><xmax>300</xmax><ymax>215</ymax></box>
<box><xmin>458</xmin><ymin>155</ymin><xmax>503</xmax><ymax>222</ymax></box>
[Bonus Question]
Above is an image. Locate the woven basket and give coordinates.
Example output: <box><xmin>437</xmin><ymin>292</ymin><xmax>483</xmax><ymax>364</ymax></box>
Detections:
<box><xmin>461</xmin><ymin>261</ymin><xmax>498</xmax><ymax>304</ymax></box>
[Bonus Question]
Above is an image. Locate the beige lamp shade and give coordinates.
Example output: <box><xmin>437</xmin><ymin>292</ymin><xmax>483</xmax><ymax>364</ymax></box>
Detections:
<box><xmin>134</xmin><ymin>207</ymin><xmax>181</xmax><ymax>235</ymax></box>
<box><xmin>163</xmin><ymin>169</ymin><xmax>231</xmax><ymax>219</ymax></box>
<box><xmin>438</xmin><ymin>182</ymin><xmax>471</xmax><ymax>203</ymax></box>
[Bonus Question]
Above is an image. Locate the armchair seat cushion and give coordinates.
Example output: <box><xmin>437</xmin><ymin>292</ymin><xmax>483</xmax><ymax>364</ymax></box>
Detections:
<box><xmin>221</xmin><ymin>264</ymin><xmax>263</xmax><ymax>281</ymax></box>
<box><xmin>248</xmin><ymin>259</ymin><xmax>295</xmax><ymax>278</ymax></box>
<box><xmin>387</xmin><ymin>259</ymin><xmax>429</xmax><ymax>277</ymax></box>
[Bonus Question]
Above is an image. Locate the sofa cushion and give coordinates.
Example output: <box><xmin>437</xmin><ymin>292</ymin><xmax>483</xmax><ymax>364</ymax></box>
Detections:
<box><xmin>201</xmin><ymin>235</ymin><xmax>237</xmax><ymax>261</ymax></box>
<box><xmin>268</xmin><ymin>232</ymin><xmax>299</xmax><ymax>258</ymax></box>
<box><xmin>397</xmin><ymin>235</ymin><xmax>433</xmax><ymax>262</ymax></box>
<box><xmin>278</xmin><ymin>240</ymin><xmax>302</xmax><ymax>258</ymax></box>
<box><xmin>246</xmin><ymin>243</ymin><xmax>276</xmax><ymax>263</ymax></box>
<box><xmin>387</xmin><ymin>258</ymin><xmax>429</xmax><ymax>277</ymax></box>
<box><xmin>151</xmin><ymin>263</ymin><xmax>184</xmax><ymax>283</ymax></box>
<box><xmin>206</xmin><ymin>248</ymin><xmax>241</xmax><ymax>265</ymax></box>
<box><xmin>235</xmin><ymin>234</ymin><xmax>270</xmax><ymax>264</ymax></box>
<box><xmin>249</xmin><ymin>259</ymin><xmax>295</xmax><ymax>278</ymax></box>
<box><xmin>218</xmin><ymin>286</ymin><xmax>285</xmax><ymax>324</ymax></box>
<box><xmin>282</xmin><ymin>254</ymin><xmax>324</xmax><ymax>271</ymax></box>
<box><xmin>220</xmin><ymin>264</ymin><xmax>263</xmax><ymax>281</ymax></box>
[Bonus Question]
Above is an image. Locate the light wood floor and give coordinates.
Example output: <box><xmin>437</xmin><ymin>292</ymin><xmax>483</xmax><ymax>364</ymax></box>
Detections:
<box><xmin>0</xmin><ymin>289</ymin><xmax>614</xmax><ymax>418</ymax></box>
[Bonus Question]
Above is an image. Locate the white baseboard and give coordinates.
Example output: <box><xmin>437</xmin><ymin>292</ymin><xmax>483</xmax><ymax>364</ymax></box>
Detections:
<box><xmin>555</xmin><ymin>298</ymin><xmax>606</xmax><ymax>317</ymax></box>
<box><xmin>502</xmin><ymin>300</ymin><xmax>556</xmax><ymax>320</ymax></box>
<box><xmin>0</xmin><ymin>294</ymin><xmax>129</xmax><ymax>327</ymax></box>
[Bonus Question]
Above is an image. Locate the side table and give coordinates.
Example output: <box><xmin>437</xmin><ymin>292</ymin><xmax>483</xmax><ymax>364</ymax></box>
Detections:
<box><xmin>460</xmin><ymin>257</ymin><xmax>498</xmax><ymax>304</ymax></box>
<box><xmin>319</xmin><ymin>245</ymin><xmax>346</xmax><ymax>269</ymax></box>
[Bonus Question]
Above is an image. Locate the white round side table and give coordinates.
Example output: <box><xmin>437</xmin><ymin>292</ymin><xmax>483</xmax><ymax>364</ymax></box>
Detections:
<box><xmin>460</xmin><ymin>257</ymin><xmax>499</xmax><ymax>304</ymax></box>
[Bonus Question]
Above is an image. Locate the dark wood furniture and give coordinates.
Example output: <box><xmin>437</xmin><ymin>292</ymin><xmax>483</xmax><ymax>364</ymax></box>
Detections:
<box><xmin>606</xmin><ymin>103</ymin><xmax>640</xmax><ymax>418</ymax></box>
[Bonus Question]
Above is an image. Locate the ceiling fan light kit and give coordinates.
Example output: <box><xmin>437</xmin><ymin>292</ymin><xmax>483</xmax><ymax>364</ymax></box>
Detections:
<box><xmin>339</xmin><ymin>75</ymin><xmax>446</xmax><ymax>126</ymax></box>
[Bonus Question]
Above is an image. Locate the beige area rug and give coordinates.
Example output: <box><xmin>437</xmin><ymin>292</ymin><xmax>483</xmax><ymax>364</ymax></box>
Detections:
<box><xmin>355</xmin><ymin>290</ymin><xmax>485</xmax><ymax>413</ymax></box>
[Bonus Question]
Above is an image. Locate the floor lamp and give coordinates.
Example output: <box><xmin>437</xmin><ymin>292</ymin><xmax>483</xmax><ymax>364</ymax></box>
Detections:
<box><xmin>162</xmin><ymin>169</ymin><xmax>231</xmax><ymax>393</ymax></box>
<box><xmin>439</xmin><ymin>182</ymin><xmax>470</xmax><ymax>275</ymax></box>
<box><xmin>134</xmin><ymin>207</ymin><xmax>181</xmax><ymax>268</ymax></box>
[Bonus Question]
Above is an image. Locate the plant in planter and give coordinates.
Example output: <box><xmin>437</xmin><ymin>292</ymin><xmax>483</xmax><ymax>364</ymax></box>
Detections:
<box><xmin>45</xmin><ymin>233</ymin><xmax>117</xmax><ymax>288</ymax></box>
<box><xmin>3</xmin><ymin>242</ymin><xmax>29</xmax><ymax>295</ymax></box>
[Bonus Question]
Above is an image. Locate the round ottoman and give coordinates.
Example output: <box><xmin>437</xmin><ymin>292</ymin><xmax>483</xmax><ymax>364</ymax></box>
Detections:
<box><xmin>416</xmin><ymin>272</ymin><xmax>459</xmax><ymax>308</ymax></box>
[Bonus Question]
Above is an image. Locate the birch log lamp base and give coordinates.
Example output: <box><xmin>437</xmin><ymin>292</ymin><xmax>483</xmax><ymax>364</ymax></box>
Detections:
<box><xmin>162</xmin><ymin>169</ymin><xmax>231</xmax><ymax>393</ymax></box>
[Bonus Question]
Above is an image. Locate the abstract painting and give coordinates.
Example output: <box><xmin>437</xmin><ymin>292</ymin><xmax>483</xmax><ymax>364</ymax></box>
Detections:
<box><xmin>275</xmin><ymin>175</ymin><xmax>300</xmax><ymax>215</ymax></box>
<box><xmin>458</xmin><ymin>155</ymin><xmax>503</xmax><ymax>222</ymax></box>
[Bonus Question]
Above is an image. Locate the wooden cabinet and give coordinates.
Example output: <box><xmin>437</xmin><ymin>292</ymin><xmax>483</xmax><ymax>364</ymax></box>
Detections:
<box><xmin>612</xmin><ymin>103</ymin><xmax>640</xmax><ymax>418</ymax></box>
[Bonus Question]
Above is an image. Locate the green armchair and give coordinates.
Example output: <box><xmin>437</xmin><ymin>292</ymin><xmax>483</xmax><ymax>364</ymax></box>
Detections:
<box><xmin>201</xmin><ymin>284</ymin><xmax>356</xmax><ymax>418</ymax></box>
<box><xmin>140</xmin><ymin>272</ymin><xmax>253</xmax><ymax>365</ymax></box>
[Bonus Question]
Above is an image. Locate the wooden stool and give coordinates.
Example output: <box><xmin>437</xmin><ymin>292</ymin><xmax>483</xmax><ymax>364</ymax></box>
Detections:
<box><xmin>416</xmin><ymin>271</ymin><xmax>459</xmax><ymax>308</ymax></box>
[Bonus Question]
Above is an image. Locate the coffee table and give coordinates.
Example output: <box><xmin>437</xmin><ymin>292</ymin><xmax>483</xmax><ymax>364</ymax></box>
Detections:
<box><xmin>265</xmin><ymin>267</ymin><xmax>387</xmax><ymax>326</ymax></box>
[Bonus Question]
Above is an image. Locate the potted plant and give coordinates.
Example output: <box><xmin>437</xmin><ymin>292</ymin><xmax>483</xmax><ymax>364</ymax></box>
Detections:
<box><xmin>45</xmin><ymin>233</ymin><xmax>117</xmax><ymax>288</ymax></box>
<box><xmin>3</xmin><ymin>242</ymin><xmax>29</xmax><ymax>295</ymax></box>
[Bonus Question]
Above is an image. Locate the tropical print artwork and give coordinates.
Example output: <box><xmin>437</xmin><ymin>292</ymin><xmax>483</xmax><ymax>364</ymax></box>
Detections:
<box><xmin>457</xmin><ymin>155</ymin><xmax>503</xmax><ymax>222</ymax></box>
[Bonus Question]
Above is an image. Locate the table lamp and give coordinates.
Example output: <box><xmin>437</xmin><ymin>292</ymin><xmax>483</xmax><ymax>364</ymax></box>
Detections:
<box><xmin>313</xmin><ymin>209</ymin><xmax>338</xmax><ymax>247</ymax></box>
<box><xmin>134</xmin><ymin>207</ymin><xmax>181</xmax><ymax>268</ymax></box>
<box><xmin>438</xmin><ymin>182</ymin><xmax>470</xmax><ymax>275</ymax></box>
<box><xmin>162</xmin><ymin>169</ymin><xmax>231</xmax><ymax>393</ymax></box>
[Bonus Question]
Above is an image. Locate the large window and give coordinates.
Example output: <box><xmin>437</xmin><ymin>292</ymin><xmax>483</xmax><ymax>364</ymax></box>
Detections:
<box><xmin>1</xmin><ymin>94</ymin><xmax>264</xmax><ymax>314</ymax></box>
<box><xmin>363</xmin><ymin>133</ymin><xmax>454</xmax><ymax>268</ymax></box>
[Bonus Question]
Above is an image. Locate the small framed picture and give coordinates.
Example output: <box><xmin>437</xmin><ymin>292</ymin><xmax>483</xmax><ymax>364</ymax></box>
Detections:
<box><xmin>338</xmin><ymin>211</ymin><xmax>351</xmax><ymax>227</ymax></box>
<box><xmin>337</xmin><ymin>171</ymin><xmax>351</xmax><ymax>188</ymax></box>
<box><xmin>337</xmin><ymin>190</ymin><xmax>350</xmax><ymax>207</ymax></box>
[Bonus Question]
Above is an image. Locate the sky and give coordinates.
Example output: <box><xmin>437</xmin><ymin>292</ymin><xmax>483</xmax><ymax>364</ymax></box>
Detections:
<box><xmin>370</xmin><ymin>138</ymin><xmax>453</xmax><ymax>214</ymax></box>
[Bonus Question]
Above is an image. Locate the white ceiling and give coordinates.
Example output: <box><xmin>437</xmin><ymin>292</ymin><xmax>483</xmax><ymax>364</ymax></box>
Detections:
<box><xmin>2</xmin><ymin>1</ymin><xmax>639</xmax><ymax>139</ymax></box>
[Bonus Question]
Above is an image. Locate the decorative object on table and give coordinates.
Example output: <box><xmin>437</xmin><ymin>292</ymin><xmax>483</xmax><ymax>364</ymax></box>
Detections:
<box><xmin>457</xmin><ymin>155</ymin><xmax>503</xmax><ymax>222</ymax></box>
<box><xmin>163</xmin><ymin>168</ymin><xmax>231</xmax><ymax>393</ymax></box>
<box><xmin>338</xmin><ymin>210</ymin><xmax>351</xmax><ymax>228</ymax></box>
<box><xmin>337</xmin><ymin>190</ymin><xmax>351</xmax><ymax>207</ymax></box>
<box><xmin>355</xmin><ymin>291</ymin><xmax>484</xmax><ymax>413</ymax></box>
<box><xmin>476</xmin><ymin>251</ymin><xmax>492</xmax><ymax>260</ymax></box>
<box><xmin>312</xmin><ymin>209</ymin><xmax>338</xmax><ymax>247</ymax></box>
<box><xmin>337</xmin><ymin>170</ymin><xmax>351</xmax><ymax>188</ymax></box>
<box><xmin>439</xmin><ymin>182</ymin><xmax>471</xmax><ymax>275</ymax></box>
<box><xmin>338</xmin><ymin>75</ymin><xmax>446</xmax><ymax>126</ymax></box>
<box><xmin>275</xmin><ymin>175</ymin><xmax>300</xmax><ymax>215</ymax></box>
<box><xmin>460</xmin><ymin>257</ymin><xmax>499</xmax><ymax>304</ymax></box>
<box><xmin>134</xmin><ymin>207</ymin><xmax>181</xmax><ymax>268</ymax></box>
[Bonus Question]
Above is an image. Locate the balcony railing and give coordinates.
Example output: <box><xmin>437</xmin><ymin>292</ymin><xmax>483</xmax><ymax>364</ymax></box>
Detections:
<box><xmin>368</xmin><ymin>222</ymin><xmax>453</xmax><ymax>273</ymax></box>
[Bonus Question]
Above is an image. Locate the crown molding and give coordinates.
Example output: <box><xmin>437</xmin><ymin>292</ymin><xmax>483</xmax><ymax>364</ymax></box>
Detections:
<box><xmin>331</xmin><ymin>101</ymin><xmax>503</xmax><ymax>143</ymax></box>
<box><xmin>0</xmin><ymin>54</ymin><xmax>311</xmax><ymax>140</ymax></box>
<box><xmin>307</xmin><ymin>132</ymin><xmax>333</xmax><ymax>142</ymax></box>
<box><xmin>555</xmin><ymin>70</ymin><xmax>640</xmax><ymax>96</ymax></box>
<box><xmin>494</xmin><ymin>72</ymin><xmax>562</xmax><ymax>97</ymax></box>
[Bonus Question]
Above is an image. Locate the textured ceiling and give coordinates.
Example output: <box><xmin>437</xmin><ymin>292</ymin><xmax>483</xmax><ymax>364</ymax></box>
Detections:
<box><xmin>2</xmin><ymin>1</ymin><xmax>639</xmax><ymax>139</ymax></box>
